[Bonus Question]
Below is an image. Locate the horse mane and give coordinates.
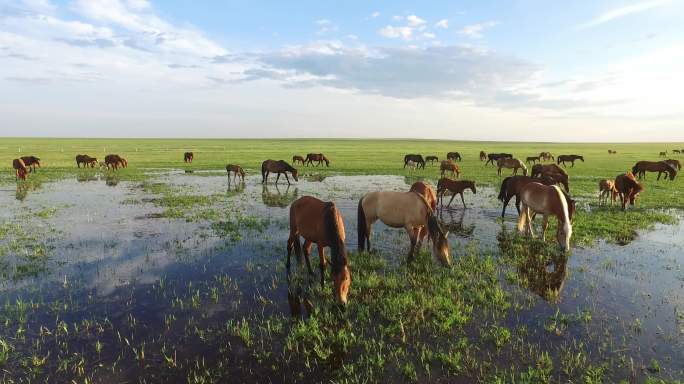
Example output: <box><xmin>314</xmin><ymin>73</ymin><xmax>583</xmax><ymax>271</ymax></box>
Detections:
<box><xmin>323</xmin><ymin>202</ymin><xmax>348</xmax><ymax>274</ymax></box>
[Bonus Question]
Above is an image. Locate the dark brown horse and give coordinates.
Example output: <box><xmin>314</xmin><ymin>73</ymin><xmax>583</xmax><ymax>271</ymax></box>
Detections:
<box><xmin>614</xmin><ymin>172</ymin><xmax>643</xmax><ymax>210</ymax></box>
<box><xmin>262</xmin><ymin>159</ymin><xmax>298</xmax><ymax>185</ymax></box>
<box><xmin>425</xmin><ymin>155</ymin><xmax>439</xmax><ymax>164</ymax></box>
<box><xmin>440</xmin><ymin>160</ymin><xmax>460</xmax><ymax>178</ymax></box>
<box><xmin>531</xmin><ymin>163</ymin><xmax>568</xmax><ymax>179</ymax></box>
<box><xmin>226</xmin><ymin>164</ymin><xmax>245</xmax><ymax>182</ymax></box>
<box><xmin>184</xmin><ymin>152</ymin><xmax>194</xmax><ymax>163</ymax></box>
<box><xmin>437</xmin><ymin>178</ymin><xmax>476</xmax><ymax>208</ymax></box>
<box><xmin>287</xmin><ymin>196</ymin><xmax>350</xmax><ymax>305</ymax></box>
<box><xmin>673</xmin><ymin>150</ymin><xmax>681</xmax><ymax>154</ymax></box>
<box><xmin>292</xmin><ymin>155</ymin><xmax>305</xmax><ymax>165</ymax></box>
<box><xmin>479</xmin><ymin>151</ymin><xmax>487</xmax><ymax>161</ymax></box>
<box><xmin>608</xmin><ymin>149</ymin><xmax>617</xmax><ymax>154</ymax></box>
<box><xmin>446</xmin><ymin>152</ymin><xmax>462</xmax><ymax>161</ymax></box>
<box><xmin>632</xmin><ymin>161</ymin><xmax>677</xmax><ymax>181</ymax></box>
<box><xmin>104</xmin><ymin>154</ymin><xmax>127</xmax><ymax>170</ymax></box>
<box><xmin>20</xmin><ymin>156</ymin><xmax>40</xmax><ymax>172</ymax></box>
<box><xmin>13</xmin><ymin>158</ymin><xmax>28</xmax><ymax>180</ymax></box>
<box><xmin>497</xmin><ymin>175</ymin><xmax>565</xmax><ymax>217</ymax></box>
<box><xmin>557</xmin><ymin>154</ymin><xmax>584</xmax><ymax>167</ymax></box>
<box><xmin>485</xmin><ymin>153</ymin><xmax>513</xmax><ymax>166</ymax></box>
<box><xmin>664</xmin><ymin>159</ymin><xmax>681</xmax><ymax>171</ymax></box>
<box><xmin>404</xmin><ymin>154</ymin><xmax>425</xmax><ymax>169</ymax></box>
<box><xmin>75</xmin><ymin>154</ymin><xmax>97</xmax><ymax>168</ymax></box>
<box><xmin>526</xmin><ymin>156</ymin><xmax>540</xmax><ymax>164</ymax></box>
<box><xmin>305</xmin><ymin>153</ymin><xmax>330</xmax><ymax>167</ymax></box>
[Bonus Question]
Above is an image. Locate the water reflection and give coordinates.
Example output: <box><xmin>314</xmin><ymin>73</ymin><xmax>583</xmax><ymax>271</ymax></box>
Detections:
<box><xmin>303</xmin><ymin>173</ymin><xmax>327</xmax><ymax>182</ymax></box>
<box><xmin>105</xmin><ymin>174</ymin><xmax>120</xmax><ymax>186</ymax></box>
<box><xmin>15</xmin><ymin>180</ymin><xmax>43</xmax><ymax>201</ymax></box>
<box><xmin>226</xmin><ymin>179</ymin><xmax>245</xmax><ymax>194</ymax></box>
<box><xmin>76</xmin><ymin>172</ymin><xmax>99</xmax><ymax>183</ymax></box>
<box><xmin>261</xmin><ymin>184</ymin><xmax>298</xmax><ymax>208</ymax></box>
<box><xmin>439</xmin><ymin>209</ymin><xmax>475</xmax><ymax>238</ymax></box>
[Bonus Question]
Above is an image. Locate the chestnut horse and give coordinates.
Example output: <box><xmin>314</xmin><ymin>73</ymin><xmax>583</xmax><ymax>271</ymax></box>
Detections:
<box><xmin>614</xmin><ymin>172</ymin><xmax>643</xmax><ymax>210</ymax></box>
<box><xmin>436</xmin><ymin>178</ymin><xmax>476</xmax><ymax>208</ymax></box>
<box><xmin>539</xmin><ymin>152</ymin><xmax>554</xmax><ymax>161</ymax></box>
<box><xmin>425</xmin><ymin>155</ymin><xmax>439</xmax><ymax>164</ymax></box>
<box><xmin>104</xmin><ymin>154</ymin><xmax>126</xmax><ymax>170</ymax></box>
<box><xmin>404</xmin><ymin>154</ymin><xmax>425</xmax><ymax>169</ymax></box>
<box><xmin>517</xmin><ymin>183</ymin><xmax>574</xmax><ymax>251</ymax></box>
<box><xmin>598</xmin><ymin>179</ymin><xmax>617</xmax><ymax>206</ymax></box>
<box><xmin>287</xmin><ymin>196</ymin><xmax>351</xmax><ymax>305</ymax></box>
<box><xmin>485</xmin><ymin>153</ymin><xmax>513</xmax><ymax>166</ymax></box>
<box><xmin>557</xmin><ymin>155</ymin><xmax>584</xmax><ymax>167</ymax></box>
<box><xmin>20</xmin><ymin>156</ymin><xmax>41</xmax><ymax>172</ymax></box>
<box><xmin>497</xmin><ymin>158</ymin><xmax>527</xmax><ymax>176</ymax></box>
<box><xmin>632</xmin><ymin>161</ymin><xmax>677</xmax><ymax>181</ymax></box>
<box><xmin>664</xmin><ymin>159</ymin><xmax>681</xmax><ymax>171</ymax></box>
<box><xmin>226</xmin><ymin>164</ymin><xmax>245</xmax><ymax>182</ymax></box>
<box><xmin>305</xmin><ymin>153</ymin><xmax>330</xmax><ymax>167</ymax></box>
<box><xmin>497</xmin><ymin>175</ymin><xmax>564</xmax><ymax>217</ymax></box>
<box><xmin>292</xmin><ymin>155</ymin><xmax>305</xmax><ymax>165</ymax></box>
<box><xmin>440</xmin><ymin>160</ymin><xmax>460</xmax><ymax>178</ymax></box>
<box><xmin>75</xmin><ymin>154</ymin><xmax>97</xmax><ymax>168</ymax></box>
<box><xmin>13</xmin><ymin>158</ymin><xmax>28</xmax><ymax>180</ymax></box>
<box><xmin>261</xmin><ymin>159</ymin><xmax>298</xmax><ymax>185</ymax></box>
<box><xmin>184</xmin><ymin>152</ymin><xmax>194</xmax><ymax>163</ymax></box>
<box><xmin>479</xmin><ymin>151</ymin><xmax>487</xmax><ymax>162</ymax></box>
<box><xmin>409</xmin><ymin>181</ymin><xmax>437</xmax><ymax>244</ymax></box>
<box><xmin>358</xmin><ymin>190</ymin><xmax>450</xmax><ymax>266</ymax></box>
<box><xmin>446</xmin><ymin>152</ymin><xmax>462</xmax><ymax>161</ymax></box>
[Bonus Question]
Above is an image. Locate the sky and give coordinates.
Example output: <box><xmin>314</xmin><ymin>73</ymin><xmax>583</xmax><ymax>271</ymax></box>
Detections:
<box><xmin>0</xmin><ymin>0</ymin><xmax>683</xmax><ymax>141</ymax></box>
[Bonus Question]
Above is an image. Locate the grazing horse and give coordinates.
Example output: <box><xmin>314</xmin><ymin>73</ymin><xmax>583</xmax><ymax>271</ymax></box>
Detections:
<box><xmin>485</xmin><ymin>153</ymin><xmax>513</xmax><ymax>166</ymax></box>
<box><xmin>226</xmin><ymin>164</ymin><xmax>245</xmax><ymax>182</ymax></box>
<box><xmin>184</xmin><ymin>152</ymin><xmax>194</xmax><ymax>163</ymax></box>
<box><xmin>409</xmin><ymin>181</ymin><xmax>438</xmax><ymax>244</ymax></box>
<box><xmin>598</xmin><ymin>179</ymin><xmax>617</xmax><ymax>206</ymax></box>
<box><xmin>664</xmin><ymin>159</ymin><xmax>682</xmax><ymax>171</ymax></box>
<box><xmin>659</xmin><ymin>151</ymin><xmax>667</xmax><ymax>157</ymax></box>
<box><xmin>287</xmin><ymin>196</ymin><xmax>351</xmax><ymax>305</ymax></box>
<box><xmin>517</xmin><ymin>183</ymin><xmax>574</xmax><ymax>251</ymax></box>
<box><xmin>13</xmin><ymin>158</ymin><xmax>28</xmax><ymax>180</ymax></box>
<box><xmin>526</xmin><ymin>156</ymin><xmax>540</xmax><ymax>164</ymax></box>
<box><xmin>673</xmin><ymin>150</ymin><xmax>681</xmax><ymax>154</ymax></box>
<box><xmin>292</xmin><ymin>155</ymin><xmax>305</xmax><ymax>165</ymax></box>
<box><xmin>75</xmin><ymin>154</ymin><xmax>97</xmax><ymax>168</ymax></box>
<box><xmin>539</xmin><ymin>152</ymin><xmax>554</xmax><ymax>162</ymax></box>
<box><xmin>614</xmin><ymin>172</ymin><xmax>643</xmax><ymax>210</ymax></box>
<box><xmin>305</xmin><ymin>153</ymin><xmax>330</xmax><ymax>167</ymax></box>
<box><xmin>479</xmin><ymin>151</ymin><xmax>487</xmax><ymax>162</ymax></box>
<box><xmin>608</xmin><ymin>149</ymin><xmax>617</xmax><ymax>154</ymax></box>
<box><xmin>436</xmin><ymin>178</ymin><xmax>476</xmax><ymax>208</ymax></box>
<box><xmin>357</xmin><ymin>190</ymin><xmax>450</xmax><ymax>266</ymax></box>
<box><xmin>632</xmin><ymin>161</ymin><xmax>677</xmax><ymax>181</ymax></box>
<box><xmin>440</xmin><ymin>160</ymin><xmax>460</xmax><ymax>178</ymax></box>
<box><xmin>104</xmin><ymin>154</ymin><xmax>125</xmax><ymax>170</ymax></box>
<box><xmin>531</xmin><ymin>163</ymin><xmax>568</xmax><ymax>178</ymax></box>
<box><xmin>557</xmin><ymin>155</ymin><xmax>584</xmax><ymax>167</ymax></box>
<box><xmin>20</xmin><ymin>156</ymin><xmax>41</xmax><ymax>172</ymax></box>
<box><xmin>425</xmin><ymin>155</ymin><xmax>439</xmax><ymax>164</ymax></box>
<box><xmin>497</xmin><ymin>175</ymin><xmax>563</xmax><ymax>217</ymax></box>
<box><xmin>404</xmin><ymin>154</ymin><xmax>425</xmax><ymax>169</ymax></box>
<box><xmin>497</xmin><ymin>158</ymin><xmax>527</xmax><ymax>176</ymax></box>
<box><xmin>261</xmin><ymin>159</ymin><xmax>298</xmax><ymax>185</ymax></box>
<box><xmin>446</xmin><ymin>152</ymin><xmax>462</xmax><ymax>161</ymax></box>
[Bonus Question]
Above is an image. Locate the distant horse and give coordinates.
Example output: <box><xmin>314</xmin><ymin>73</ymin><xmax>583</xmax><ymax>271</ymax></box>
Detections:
<box><xmin>287</xmin><ymin>196</ymin><xmax>351</xmax><ymax>305</ymax></box>
<box><xmin>526</xmin><ymin>156</ymin><xmax>540</xmax><ymax>164</ymax></box>
<box><xmin>184</xmin><ymin>152</ymin><xmax>194</xmax><ymax>163</ymax></box>
<box><xmin>75</xmin><ymin>154</ymin><xmax>97</xmax><ymax>168</ymax></box>
<box><xmin>479</xmin><ymin>151</ymin><xmax>487</xmax><ymax>162</ymax></box>
<box><xmin>405</xmin><ymin>160</ymin><xmax>419</xmax><ymax>172</ymax></box>
<box><xmin>485</xmin><ymin>153</ymin><xmax>513</xmax><ymax>166</ymax></box>
<box><xmin>358</xmin><ymin>190</ymin><xmax>450</xmax><ymax>266</ymax></box>
<box><xmin>497</xmin><ymin>158</ymin><xmax>527</xmax><ymax>176</ymax></box>
<box><xmin>497</xmin><ymin>175</ymin><xmax>563</xmax><ymax>217</ymax></box>
<box><xmin>404</xmin><ymin>154</ymin><xmax>425</xmax><ymax>169</ymax></box>
<box><xmin>292</xmin><ymin>155</ymin><xmax>305</xmax><ymax>165</ymax></box>
<box><xmin>673</xmin><ymin>150</ymin><xmax>681</xmax><ymax>154</ymax></box>
<box><xmin>305</xmin><ymin>153</ymin><xmax>330</xmax><ymax>167</ymax></box>
<box><xmin>20</xmin><ymin>156</ymin><xmax>41</xmax><ymax>172</ymax></box>
<box><xmin>598</xmin><ymin>179</ymin><xmax>617</xmax><ymax>206</ymax></box>
<box><xmin>261</xmin><ymin>159</ymin><xmax>298</xmax><ymax>185</ymax></box>
<box><xmin>446</xmin><ymin>152</ymin><xmax>462</xmax><ymax>161</ymax></box>
<box><xmin>664</xmin><ymin>159</ymin><xmax>681</xmax><ymax>171</ymax></box>
<box><xmin>409</xmin><ymin>181</ymin><xmax>438</xmax><ymax>244</ymax></box>
<box><xmin>440</xmin><ymin>160</ymin><xmax>460</xmax><ymax>178</ymax></box>
<box><xmin>437</xmin><ymin>178</ymin><xmax>476</xmax><ymax>208</ymax></box>
<box><xmin>632</xmin><ymin>161</ymin><xmax>677</xmax><ymax>181</ymax></box>
<box><xmin>614</xmin><ymin>172</ymin><xmax>643</xmax><ymax>210</ymax></box>
<box><xmin>226</xmin><ymin>164</ymin><xmax>245</xmax><ymax>182</ymax></box>
<box><xmin>104</xmin><ymin>154</ymin><xmax>125</xmax><ymax>170</ymax></box>
<box><xmin>557</xmin><ymin>155</ymin><xmax>584</xmax><ymax>167</ymax></box>
<box><xmin>539</xmin><ymin>152</ymin><xmax>554</xmax><ymax>162</ymax></box>
<box><xmin>13</xmin><ymin>158</ymin><xmax>28</xmax><ymax>180</ymax></box>
<box><xmin>531</xmin><ymin>163</ymin><xmax>567</xmax><ymax>178</ymax></box>
<box><xmin>608</xmin><ymin>149</ymin><xmax>617</xmax><ymax>154</ymax></box>
<box><xmin>425</xmin><ymin>155</ymin><xmax>439</xmax><ymax>164</ymax></box>
<box><xmin>659</xmin><ymin>151</ymin><xmax>667</xmax><ymax>157</ymax></box>
<box><xmin>517</xmin><ymin>183</ymin><xmax>574</xmax><ymax>251</ymax></box>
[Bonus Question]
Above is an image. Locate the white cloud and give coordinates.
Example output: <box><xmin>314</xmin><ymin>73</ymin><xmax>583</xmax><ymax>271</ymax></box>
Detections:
<box><xmin>458</xmin><ymin>21</ymin><xmax>498</xmax><ymax>39</ymax></box>
<box><xmin>423</xmin><ymin>32</ymin><xmax>436</xmax><ymax>39</ymax></box>
<box><xmin>370</xmin><ymin>11</ymin><xmax>380</xmax><ymax>18</ymax></box>
<box><xmin>406</xmin><ymin>15</ymin><xmax>426</xmax><ymax>27</ymax></box>
<box><xmin>435</xmin><ymin>19</ymin><xmax>449</xmax><ymax>29</ymax></box>
<box><xmin>392</xmin><ymin>15</ymin><xmax>403</xmax><ymax>21</ymax></box>
<box><xmin>580</xmin><ymin>0</ymin><xmax>671</xmax><ymax>28</ymax></box>
<box><xmin>379</xmin><ymin>25</ymin><xmax>413</xmax><ymax>40</ymax></box>
<box><xmin>315</xmin><ymin>19</ymin><xmax>338</xmax><ymax>35</ymax></box>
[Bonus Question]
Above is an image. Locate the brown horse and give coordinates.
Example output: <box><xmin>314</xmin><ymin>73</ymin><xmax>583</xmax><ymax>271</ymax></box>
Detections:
<box><xmin>358</xmin><ymin>190</ymin><xmax>450</xmax><ymax>266</ymax></box>
<box><xmin>614</xmin><ymin>172</ymin><xmax>643</xmax><ymax>210</ymax></box>
<box><xmin>404</xmin><ymin>154</ymin><xmax>425</xmax><ymax>169</ymax></box>
<box><xmin>673</xmin><ymin>150</ymin><xmax>681</xmax><ymax>154</ymax></box>
<box><xmin>497</xmin><ymin>158</ymin><xmax>527</xmax><ymax>176</ymax></box>
<box><xmin>485</xmin><ymin>153</ymin><xmax>513</xmax><ymax>166</ymax></box>
<box><xmin>13</xmin><ymin>158</ymin><xmax>28</xmax><ymax>180</ymax></box>
<box><xmin>425</xmin><ymin>155</ymin><xmax>439</xmax><ymax>164</ymax></box>
<box><xmin>409</xmin><ymin>181</ymin><xmax>437</xmax><ymax>244</ymax></box>
<box><xmin>659</xmin><ymin>151</ymin><xmax>667</xmax><ymax>157</ymax></box>
<box><xmin>517</xmin><ymin>183</ymin><xmax>574</xmax><ymax>251</ymax></box>
<box><xmin>440</xmin><ymin>160</ymin><xmax>460</xmax><ymax>178</ymax></box>
<box><xmin>104</xmin><ymin>154</ymin><xmax>126</xmax><ymax>170</ymax></box>
<box><xmin>292</xmin><ymin>155</ymin><xmax>305</xmax><ymax>165</ymax></box>
<box><xmin>531</xmin><ymin>163</ymin><xmax>568</xmax><ymax>178</ymax></box>
<box><xmin>436</xmin><ymin>178</ymin><xmax>476</xmax><ymax>208</ymax></box>
<box><xmin>664</xmin><ymin>159</ymin><xmax>681</xmax><ymax>171</ymax></box>
<box><xmin>305</xmin><ymin>153</ymin><xmax>330</xmax><ymax>167</ymax></box>
<box><xmin>632</xmin><ymin>161</ymin><xmax>677</xmax><ymax>181</ymax></box>
<box><xmin>526</xmin><ymin>156</ymin><xmax>540</xmax><ymax>164</ymax></box>
<box><xmin>184</xmin><ymin>152</ymin><xmax>194</xmax><ymax>163</ymax></box>
<box><xmin>608</xmin><ymin>149</ymin><xmax>617</xmax><ymax>154</ymax></box>
<box><xmin>446</xmin><ymin>152</ymin><xmax>462</xmax><ymax>161</ymax></box>
<box><xmin>557</xmin><ymin>154</ymin><xmax>584</xmax><ymax>167</ymax></box>
<box><xmin>598</xmin><ymin>179</ymin><xmax>617</xmax><ymax>206</ymax></box>
<box><xmin>261</xmin><ymin>159</ymin><xmax>298</xmax><ymax>185</ymax></box>
<box><xmin>226</xmin><ymin>164</ymin><xmax>245</xmax><ymax>182</ymax></box>
<box><xmin>20</xmin><ymin>156</ymin><xmax>41</xmax><ymax>172</ymax></box>
<box><xmin>287</xmin><ymin>196</ymin><xmax>351</xmax><ymax>305</ymax></box>
<box><xmin>498</xmin><ymin>175</ymin><xmax>564</xmax><ymax>217</ymax></box>
<box><xmin>479</xmin><ymin>151</ymin><xmax>487</xmax><ymax>162</ymax></box>
<box><xmin>75</xmin><ymin>154</ymin><xmax>97</xmax><ymax>168</ymax></box>
<box><xmin>539</xmin><ymin>152</ymin><xmax>554</xmax><ymax>162</ymax></box>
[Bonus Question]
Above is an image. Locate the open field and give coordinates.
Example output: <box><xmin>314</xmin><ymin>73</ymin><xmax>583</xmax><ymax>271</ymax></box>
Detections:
<box><xmin>1</xmin><ymin>138</ymin><xmax>684</xmax><ymax>383</ymax></box>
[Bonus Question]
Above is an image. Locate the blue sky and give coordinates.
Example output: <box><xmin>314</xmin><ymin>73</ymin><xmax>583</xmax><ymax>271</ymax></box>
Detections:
<box><xmin>1</xmin><ymin>0</ymin><xmax>682</xmax><ymax>141</ymax></box>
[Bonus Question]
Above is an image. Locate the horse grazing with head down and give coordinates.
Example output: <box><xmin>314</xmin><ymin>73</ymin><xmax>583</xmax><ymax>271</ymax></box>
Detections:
<box><xmin>526</xmin><ymin>156</ymin><xmax>540</xmax><ymax>164</ymax></box>
<box><xmin>425</xmin><ymin>155</ymin><xmax>439</xmax><ymax>164</ymax></box>
<box><xmin>104</xmin><ymin>154</ymin><xmax>126</xmax><ymax>170</ymax></box>
<box><xmin>404</xmin><ymin>154</ymin><xmax>425</xmax><ymax>169</ymax></box>
<box><xmin>517</xmin><ymin>183</ymin><xmax>574</xmax><ymax>251</ymax></box>
<box><xmin>632</xmin><ymin>161</ymin><xmax>677</xmax><ymax>181</ymax></box>
<box><xmin>13</xmin><ymin>159</ymin><xmax>28</xmax><ymax>180</ymax></box>
<box><xmin>409</xmin><ymin>181</ymin><xmax>437</xmax><ymax>244</ymax></box>
<box><xmin>261</xmin><ymin>159</ymin><xmax>298</xmax><ymax>185</ymax></box>
<box><xmin>485</xmin><ymin>153</ymin><xmax>513</xmax><ymax>166</ymax></box>
<box><xmin>75</xmin><ymin>154</ymin><xmax>97</xmax><ymax>168</ymax></box>
<box><xmin>497</xmin><ymin>158</ymin><xmax>527</xmax><ymax>176</ymax></box>
<box><xmin>440</xmin><ymin>160</ymin><xmax>460</xmax><ymax>178</ymax></box>
<box><xmin>598</xmin><ymin>179</ymin><xmax>617</xmax><ymax>206</ymax></box>
<box><xmin>292</xmin><ymin>155</ymin><xmax>305</xmax><ymax>165</ymax></box>
<box><xmin>287</xmin><ymin>196</ymin><xmax>351</xmax><ymax>305</ymax></box>
<box><xmin>614</xmin><ymin>172</ymin><xmax>643</xmax><ymax>210</ymax></box>
<box><xmin>557</xmin><ymin>155</ymin><xmax>584</xmax><ymax>167</ymax></box>
<box><xmin>446</xmin><ymin>152</ymin><xmax>462</xmax><ymax>161</ymax></box>
<box><xmin>659</xmin><ymin>151</ymin><xmax>667</xmax><ymax>157</ymax></box>
<box><xmin>497</xmin><ymin>175</ymin><xmax>564</xmax><ymax>217</ymax></box>
<box><xmin>664</xmin><ymin>159</ymin><xmax>681</xmax><ymax>171</ymax></box>
<box><xmin>437</xmin><ymin>178</ymin><xmax>476</xmax><ymax>208</ymax></box>
<box><xmin>226</xmin><ymin>164</ymin><xmax>245</xmax><ymax>182</ymax></box>
<box><xmin>305</xmin><ymin>153</ymin><xmax>330</xmax><ymax>167</ymax></box>
<box><xmin>184</xmin><ymin>152</ymin><xmax>194</xmax><ymax>163</ymax></box>
<box><xmin>20</xmin><ymin>156</ymin><xmax>41</xmax><ymax>172</ymax></box>
<box><xmin>479</xmin><ymin>151</ymin><xmax>487</xmax><ymax>162</ymax></box>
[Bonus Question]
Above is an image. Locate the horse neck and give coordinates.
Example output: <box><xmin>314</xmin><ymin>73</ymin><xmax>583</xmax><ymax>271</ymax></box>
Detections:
<box><xmin>553</xmin><ymin>187</ymin><xmax>571</xmax><ymax>228</ymax></box>
<box><xmin>323</xmin><ymin>204</ymin><xmax>348</xmax><ymax>271</ymax></box>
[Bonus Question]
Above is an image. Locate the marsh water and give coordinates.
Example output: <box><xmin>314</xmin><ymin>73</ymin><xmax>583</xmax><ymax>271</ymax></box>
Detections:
<box><xmin>1</xmin><ymin>171</ymin><xmax>683</xmax><ymax>381</ymax></box>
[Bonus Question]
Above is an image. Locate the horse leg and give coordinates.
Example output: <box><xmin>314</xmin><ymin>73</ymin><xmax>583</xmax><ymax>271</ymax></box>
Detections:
<box><xmin>460</xmin><ymin>192</ymin><xmax>466</xmax><ymax>208</ymax></box>
<box><xmin>541</xmin><ymin>215</ymin><xmax>549</xmax><ymax>241</ymax></box>
<box><xmin>317</xmin><ymin>242</ymin><xmax>326</xmax><ymax>288</ymax></box>
<box><xmin>515</xmin><ymin>196</ymin><xmax>522</xmax><ymax>215</ymax></box>
<box><xmin>406</xmin><ymin>225</ymin><xmax>418</xmax><ymax>263</ymax></box>
<box><xmin>303</xmin><ymin>241</ymin><xmax>315</xmax><ymax>276</ymax></box>
<box><xmin>275</xmin><ymin>172</ymin><xmax>281</xmax><ymax>185</ymax></box>
<box><xmin>517</xmin><ymin>203</ymin><xmax>527</xmax><ymax>233</ymax></box>
<box><xmin>501</xmin><ymin>195</ymin><xmax>511</xmax><ymax>217</ymax></box>
<box><xmin>447</xmin><ymin>192</ymin><xmax>457</xmax><ymax>207</ymax></box>
<box><xmin>285</xmin><ymin>173</ymin><xmax>291</xmax><ymax>185</ymax></box>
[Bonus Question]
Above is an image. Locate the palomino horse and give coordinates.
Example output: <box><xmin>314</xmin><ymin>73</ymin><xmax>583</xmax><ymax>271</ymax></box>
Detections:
<box><xmin>357</xmin><ymin>190</ymin><xmax>450</xmax><ymax>266</ymax></box>
<box><xmin>517</xmin><ymin>183</ymin><xmax>574</xmax><ymax>251</ymax></box>
<box><xmin>632</xmin><ymin>161</ymin><xmax>677</xmax><ymax>181</ymax></box>
<box><xmin>479</xmin><ymin>151</ymin><xmax>487</xmax><ymax>162</ymax></box>
<box><xmin>539</xmin><ymin>152</ymin><xmax>554</xmax><ymax>162</ymax></box>
<box><xmin>526</xmin><ymin>156</ymin><xmax>540</xmax><ymax>164</ymax></box>
<box><xmin>665</xmin><ymin>159</ymin><xmax>682</xmax><ymax>170</ymax></box>
<box><xmin>292</xmin><ymin>155</ymin><xmax>305</xmax><ymax>165</ymax></box>
<box><xmin>497</xmin><ymin>158</ymin><xmax>527</xmax><ymax>176</ymax></box>
<box><xmin>226</xmin><ymin>164</ymin><xmax>245</xmax><ymax>182</ymax></box>
<box><xmin>75</xmin><ymin>154</ymin><xmax>97</xmax><ymax>168</ymax></box>
<box><xmin>184</xmin><ymin>152</ymin><xmax>194</xmax><ymax>163</ymax></box>
<box><xmin>20</xmin><ymin>156</ymin><xmax>41</xmax><ymax>172</ymax></box>
<box><xmin>305</xmin><ymin>153</ymin><xmax>330</xmax><ymax>167</ymax></box>
<box><xmin>13</xmin><ymin>158</ymin><xmax>28</xmax><ymax>180</ymax></box>
<box><xmin>440</xmin><ymin>160</ymin><xmax>460</xmax><ymax>178</ymax></box>
<box><xmin>436</xmin><ymin>178</ymin><xmax>476</xmax><ymax>208</ymax></box>
<box><xmin>614</xmin><ymin>172</ymin><xmax>643</xmax><ymax>210</ymax></box>
<box><xmin>425</xmin><ymin>155</ymin><xmax>439</xmax><ymax>164</ymax></box>
<box><xmin>287</xmin><ymin>196</ymin><xmax>351</xmax><ymax>305</ymax></box>
<box><xmin>261</xmin><ymin>159</ymin><xmax>298</xmax><ymax>185</ymax></box>
<box><xmin>404</xmin><ymin>154</ymin><xmax>425</xmax><ymax>169</ymax></box>
<box><xmin>598</xmin><ymin>179</ymin><xmax>617</xmax><ymax>206</ymax></box>
<box><xmin>446</xmin><ymin>152</ymin><xmax>462</xmax><ymax>161</ymax></box>
<box><xmin>557</xmin><ymin>155</ymin><xmax>584</xmax><ymax>167</ymax></box>
<box><xmin>485</xmin><ymin>153</ymin><xmax>513</xmax><ymax>166</ymax></box>
<box><xmin>497</xmin><ymin>175</ymin><xmax>564</xmax><ymax>217</ymax></box>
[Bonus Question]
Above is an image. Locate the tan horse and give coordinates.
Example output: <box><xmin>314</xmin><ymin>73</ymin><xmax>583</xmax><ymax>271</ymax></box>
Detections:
<box><xmin>357</xmin><ymin>191</ymin><xmax>450</xmax><ymax>266</ymax></box>
<box><xmin>287</xmin><ymin>196</ymin><xmax>351</xmax><ymax>305</ymax></box>
<box><xmin>497</xmin><ymin>175</ymin><xmax>565</xmax><ymax>217</ymax></box>
<box><xmin>497</xmin><ymin>158</ymin><xmax>527</xmax><ymax>176</ymax></box>
<box><xmin>632</xmin><ymin>161</ymin><xmax>677</xmax><ymax>181</ymax></box>
<box><xmin>13</xmin><ymin>158</ymin><xmax>28</xmax><ymax>180</ymax></box>
<box><xmin>440</xmin><ymin>160</ymin><xmax>460</xmax><ymax>178</ymax></box>
<box><xmin>614</xmin><ymin>172</ymin><xmax>643</xmax><ymax>210</ymax></box>
<box><xmin>517</xmin><ymin>183</ymin><xmax>573</xmax><ymax>251</ymax></box>
<box><xmin>598</xmin><ymin>179</ymin><xmax>617</xmax><ymax>206</ymax></box>
<box><xmin>436</xmin><ymin>178</ymin><xmax>476</xmax><ymax>208</ymax></box>
<box><xmin>226</xmin><ymin>164</ymin><xmax>245</xmax><ymax>182</ymax></box>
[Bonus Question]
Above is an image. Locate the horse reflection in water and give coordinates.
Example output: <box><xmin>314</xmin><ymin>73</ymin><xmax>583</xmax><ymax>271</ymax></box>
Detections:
<box><xmin>226</xmin><ymin>178</ymin><xmax>245</xmax><ymax>194</ymax></box>
<box><xmin>439</xmin><ymin>208</ymin><xmax>475</xmax><ymax>238</ymax></box>
<box><xmin>261</xmin><ymin>184</ymin><xmax>298</xmax><ymax>208</ymax></box>
<box><xmin>287</xmin><ymin>276</ymin><xmax>315</xmax><ymax>318</ymax></box>
<box><xmin>105</xmin><ymin>174</ymin><xmax>120</xmax><ymax>186</ymax></box>
<box><xmin>15</xmin><ymin>179</ymin><xmax>43</xmax><ymax>201</ymax></box>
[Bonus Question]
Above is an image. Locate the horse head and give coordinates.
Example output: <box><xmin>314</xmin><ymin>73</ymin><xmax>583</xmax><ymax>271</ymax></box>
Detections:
<box><xmin>427</xmin><ymin>215</ymin><xmax>451</xmax><ymax>267</ymax></box>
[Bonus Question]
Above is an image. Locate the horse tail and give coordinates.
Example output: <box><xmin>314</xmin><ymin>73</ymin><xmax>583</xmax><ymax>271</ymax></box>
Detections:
<box><xmin>498</xmin><ymin>177</ymin><xmax>511</xmax><ymax>201</ymax></box>
<box><xmin>357</xmin><ymin>196</ymin><xmax>367</xmax><ymax>252</ymax></box>
<box><xmin>261</xmin><ymin>162</ymin><xmax>267</xmax><ymax>183</ymax></box>
<box><xmin>324</xmin><ymin>202</ymin><xmax>347</xmax><ymax>273</ymax></box>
